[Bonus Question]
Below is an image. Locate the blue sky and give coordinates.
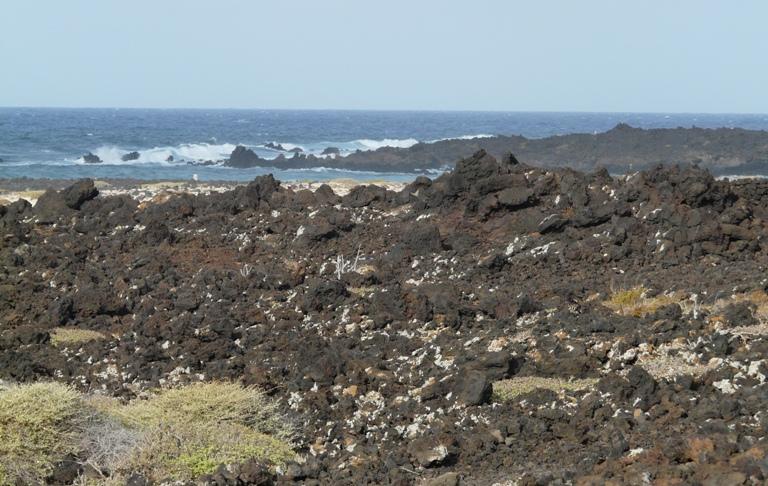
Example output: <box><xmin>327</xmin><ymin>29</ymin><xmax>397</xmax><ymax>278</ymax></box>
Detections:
<box><xmin>1</xmin><ymin>1</ymin><xmax>766</xmax><ymax>112</ymax></box>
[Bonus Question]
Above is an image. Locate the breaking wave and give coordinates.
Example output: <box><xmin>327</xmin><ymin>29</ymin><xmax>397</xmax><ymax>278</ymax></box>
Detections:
<box><xmin>71</xmin><ymin>134</ymin><xmax>495</xmax><ymax>166</ymax></box>
<box><xmin>75</xmin><ymin>143</ymin><xmax>237</xmax><ymax>165</ymax></box>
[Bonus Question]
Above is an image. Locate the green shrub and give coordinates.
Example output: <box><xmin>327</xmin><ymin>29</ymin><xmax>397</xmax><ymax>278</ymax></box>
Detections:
<box><xmin>0</xmin><ymin>382</ymin><xmax>87</xmax><ymax>484</ymax></box>
<box><xmin>107</xmin><ymin>382</ymin><xmax>295</xmax><ymax>481</ymax></box>
<box><xmin>0</xmin><ymin>382</ymin><xmax>295</xmax><ymax>484</ymax></box>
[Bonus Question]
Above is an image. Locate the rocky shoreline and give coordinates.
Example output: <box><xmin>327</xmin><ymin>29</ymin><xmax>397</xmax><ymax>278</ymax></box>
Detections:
<box><xmin>2</xmin><ymin>150</ymin><xmax>768</xmax><ymax>484</ymax></box>
<box><xmin>217</xmin><ymin>124</ymin><xmax>768</xmax><ymax>174</ymax></box>
<box><xmin>70</xmin><ymin>124</ymin><xmax>768</xmax><ymax>176</ymax></box>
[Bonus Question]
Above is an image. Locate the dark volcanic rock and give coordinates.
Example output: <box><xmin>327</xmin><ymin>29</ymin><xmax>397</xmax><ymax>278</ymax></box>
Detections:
<box><xmin>227</xmin><ymin>125</ymin><xmax>768</xmax><ymax>174</ymax></box>
<box><xmin>321</xmin><ymin>147</ymin><xmax>341</xmax><ymax>155</ymax></box>
<box><xmin>61</xmin><ymin>179</ymin><xmax>99</xmax><ymax>209</ymax></box>
<box><xmin>301</xmin><ymin>278</ymin><xmax>348</xmax><ymax>312</ymax></box>
<box><xmin>82</xmin><ymin>152</ymin><xmax>102</xmax><ymax>164</ymax></box>
<box><xmin>228</xmin><ymin>145</ymin><xmax>267</xmax><ymax>168</ymax></box>
<box><xmin>455</xmin><ymin>369</ymin><xmax>493</xmax><ymax>405</ymax></box>
<box><xmin>121</xmin><ymin>151</ymin><xmax>140</xmax><ymax>161</ymax></box>
<box><xmin>342</xmin><ymin>184</ymin><xmax>388</xmax><ymax>208</ymax></box>
<box><xmin>33</xmin><ymin>179</ymin><xmax>98</xmax><ymax>223</ymax></box>
<box><xmin>265</xmin><ymin>142</ymin><xmax>286</xmax><ymax>151</ymax></box>
<box><xmin>5</xmin><ymin>153</ymin><xmax>768</xmax><ymax>484</ymax></box>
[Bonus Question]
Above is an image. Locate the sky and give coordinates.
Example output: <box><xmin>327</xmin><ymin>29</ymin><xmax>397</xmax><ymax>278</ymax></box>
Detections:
<box><xmin>1</xmin><ymin>1</ymin><xmax>766</xmax><ymax>113</ymax></box>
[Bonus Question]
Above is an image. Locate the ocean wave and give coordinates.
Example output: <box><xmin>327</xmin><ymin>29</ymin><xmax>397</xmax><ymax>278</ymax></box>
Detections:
<box><xmin>427</xmin><ymin>134</ymin><xmax>495</xmax><ymax>143</ymax></box>
<box><xmin>351</xmin><ymin>138</ymin><xmax>420</xmax><ymax>150</ymax></box>
<box><xmin>75</xmin><ymin>143</ymin><xmax>237</xmax><ymax>165</ymax></box>
<box><xmin>68</xmin><ymin>134</ymin><xmax>494</xmax><ymax>166</ymax></box>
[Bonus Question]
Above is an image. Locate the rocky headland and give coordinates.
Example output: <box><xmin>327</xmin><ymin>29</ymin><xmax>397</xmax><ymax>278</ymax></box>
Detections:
<box><xmin>223</xmin><ymin>124</ymin><xmax>768</xmax><ymax>175</ymax></box>
<box><xmin>2</xmin><ymin>151</ymin><xmax>768</xmax><ymax>484</ymax></box>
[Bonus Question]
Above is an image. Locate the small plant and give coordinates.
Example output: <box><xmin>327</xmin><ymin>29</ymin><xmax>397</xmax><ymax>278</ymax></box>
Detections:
<box><xmin>493</xmin><ymin>376</ymin><xmax>598</xmax><ymax>401</ymax></box>
<box><xmin>605</xmin><ymin>286</ymin><xmax>645</xmax><ymax>311</ymax></box>
<box><xmin>50</xmin><ymin>327</ymin><xmax>107</xmax><ymax>347</ymax></box>
<box><xmin>240</xmin><ymin>263</ymin><xmax>253</xmax><ymax>278</ymax></box>
<box><xmin>334</xmin><ymin>245</ymin><xmax>362</xmax><ymax>279</ymax></box>
<box><xmin>79</xmin><ymin>414</ymin><xmax>142</xmax><ymax>479</ymax></box>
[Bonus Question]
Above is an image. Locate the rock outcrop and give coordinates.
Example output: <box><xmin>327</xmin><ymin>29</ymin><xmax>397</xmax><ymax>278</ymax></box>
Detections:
<box><xmin>121</xmin><ymin>151</ymin><xmax>140</xmax><ymax>162</ymax></box>
<box><xmin>223</xmin><ymin>125</ymin><xmax>768</xmax><ymax>174</ymax></box>
<box><xmin>82</xmin><ymin>152</ymin><xmax>102</xmax><ymax>164</ymax></box>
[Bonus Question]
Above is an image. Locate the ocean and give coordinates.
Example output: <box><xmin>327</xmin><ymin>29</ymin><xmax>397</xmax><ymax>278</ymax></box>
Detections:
<box><xmin>1</xmin><ymin>108</ymin><xmax>767</xmax><ymax>182</ymax></box>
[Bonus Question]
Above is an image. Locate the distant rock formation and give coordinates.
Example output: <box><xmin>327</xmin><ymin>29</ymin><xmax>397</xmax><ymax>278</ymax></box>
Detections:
<box><xmin>265</xmin><ymin>142</ymin><xmax>286</xmax><ymax>151</ymax></box>
<box><xmin>223</xmin><ymin>125</ymin><xmax>768</xmax><ymax>175</ymax></box>
<box><xmin>82</xmin><ymin>152</ymin><xmax>102</xmax><ymax>164</ymax></box>
<box><xmin>228</xmin><ymin>145</ymin><xmax>267</xmax><ymax>168</ymax></box>
<box><xmin>121</xmin><ymin>151</ymin><xmax>140</xmax><ymax>162</ymax></box>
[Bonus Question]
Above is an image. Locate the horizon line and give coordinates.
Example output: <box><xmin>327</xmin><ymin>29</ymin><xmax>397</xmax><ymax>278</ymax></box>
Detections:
<box><xmin>1</xmin><ymin>106</ymin><xmax>768</xmax><ymax>117</ymax></box>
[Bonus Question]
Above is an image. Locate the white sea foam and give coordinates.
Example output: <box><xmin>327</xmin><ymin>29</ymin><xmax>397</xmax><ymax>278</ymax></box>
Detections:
<box><xmin>352</xmin><ymin>138</ymin><xmax>420</xmax><ymax>150</ymax></box>
<box><xmin>427</xmin><ymin>133</ymin><xmax>495</xmax><ymax>142</ymax></box>
<box><xmin>72</xmin><ymin>134</ymin><xmax>495</xmax><ymax>166</ymax></box>
<box><xmin>76</xmin><ymin>143</ymin><xmax>238</xmax><ymax>165</ymax></box>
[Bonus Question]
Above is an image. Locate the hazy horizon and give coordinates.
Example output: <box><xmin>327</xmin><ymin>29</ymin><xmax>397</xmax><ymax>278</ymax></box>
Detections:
<box><xmin>3</xmin><ymin>106</ymin><xmax>768</xmax><ymax>116</ymax></box>
<box><xmin>2</xmin><ymin>1</ymin><xmax>767</xmax><ymax>113</ymax></box>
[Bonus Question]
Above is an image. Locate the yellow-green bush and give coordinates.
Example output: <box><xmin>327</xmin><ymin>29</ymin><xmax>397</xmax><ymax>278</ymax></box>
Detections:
<box><xmin>112</xmin><ymin>382</ymin><xmax>295</xmax><ymax>481</ymax></box>
<box><xmin>0</xmin><ymin>382</ymin><xmax>295</xmax><ymax>484</ymax></box>
<box><xmin>0</xmin><ymin>382</ymin><xmax>87</xmax><ymax>484</ymax></box>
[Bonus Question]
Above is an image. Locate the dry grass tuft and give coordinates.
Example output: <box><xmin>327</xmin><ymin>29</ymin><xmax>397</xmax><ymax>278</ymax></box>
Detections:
<box><xmin>604</xmin><ymin>286</ymin><xmax>684</xmax><ymax>317</ymax></box>
<box><xmin>493</xmin><ymin>376</ymin><xmax>598</xmax><ymax>401</ymax></box>
<box><xmin>51</xmin><ymin>328</ymin><xmax>107</xmax><ymax>347</ymax></box>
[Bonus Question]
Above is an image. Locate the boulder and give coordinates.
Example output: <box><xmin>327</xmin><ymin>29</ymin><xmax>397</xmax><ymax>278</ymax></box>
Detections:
<box><xmin>455</xmin><ymin>369</ymin><xmax>492</xmax><ymax>405</ymax></box>
<box><xmin>314</xmin><ymin>184</ymin><xmax>341</xmax><ymax>205</ymax></box>
<box><xmin>33</xmin><ymin>179</ymin><xmax>98</xmax><ymax>223</ymax></box>
<box><xmin>61</xmin><ymin>179</ymin><xmax>99</xmax><ymax>210</ymax></box>
<box><xmin>408</xmin><ymin>436</ymin><xmax>457</xmax><ymax>468</ymax></box>
<box><xmin>496</xmin><ymin>187</ymin><xmax>534</xmax><ymax>208</ymax></box>
<box><xmin>121</xmin><ymin>151</ymin><xmax>140</xmax><ymax>161</ymax></box>
<box><xmin>301</xmin><ymin>279</ymin><xmax>349</xmax><ymax>312</ymax></box>
<box><xmin>321</xmin><ymin>146</ymin><xmax>341</xmax><ymax>155</ymax></box>
<box><xmin>342</xmin><ymin>185</ymin><xmax>388</xmax><ymax>208</ymax></box>
<box><xmin>237</xmin><ymin>175</ymin><xmax>280</xmax><ymax>210</ymax></box>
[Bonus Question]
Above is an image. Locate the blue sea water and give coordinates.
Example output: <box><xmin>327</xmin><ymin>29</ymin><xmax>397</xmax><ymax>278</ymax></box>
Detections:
<box><xmin>1</xmin><ymin>108</ymin><xmax>767</xmax><ymax>182</ymax></box>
